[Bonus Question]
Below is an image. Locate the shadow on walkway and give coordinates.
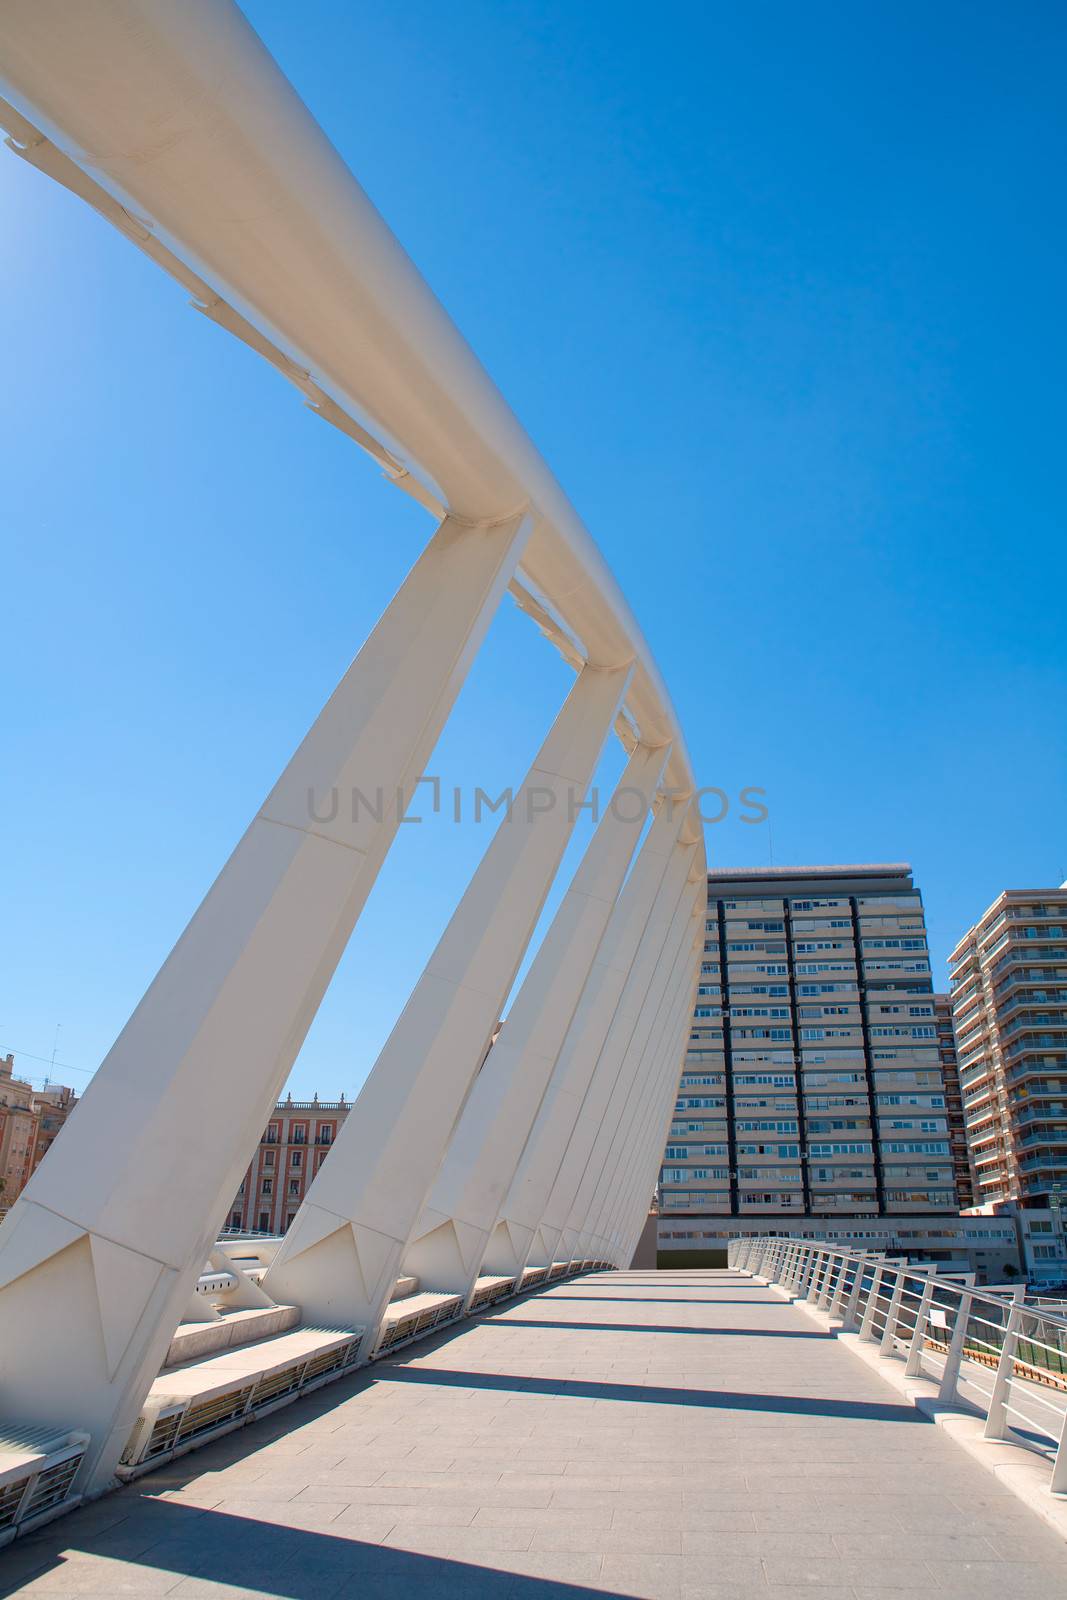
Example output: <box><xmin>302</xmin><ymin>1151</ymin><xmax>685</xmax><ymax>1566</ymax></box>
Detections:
<box><xmin>0</xmin><ymin>1500</ymin><xmax>604</xmax><ymax>1600</ymax></box>
<box><xmin>380</xmin><ymin>1364</ymin><xmax>930</xmax><ymax>1422</ymax></box>
<box><xmin>481</xmin><ymin>1319</ymin><xmax>830</xmax><ymax>1338</ymax></box>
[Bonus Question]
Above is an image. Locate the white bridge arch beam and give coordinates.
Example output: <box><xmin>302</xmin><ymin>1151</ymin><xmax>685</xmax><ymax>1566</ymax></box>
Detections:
<box><xmin>621</xmin><ymin>991</ymin><xmax>699</xmax><ymax>1264</ymax></box>
<box><xmin>571</xmin><ymin>874</ymin><xmax>703</xmax><ymax>1262</ymax></box>
<box><xmin>594</xmin><ymin>913</ymin><xmax>701</xmax><ymax>1260</ymax></box>
<box><xmin>627</xmin><ymin>941</ymin><xmax>703</xmax><ymax>1259</ymax></box>
<box><xmin>261</xmin><ymin>661</ymin><xmax>631</xmax><ymax>1335</ymax></box>
<box><xmin>0</xmin><ymin>0</ymin><xmax>708</xmax><ymax>1491</ymax></box>
<box><xmin>480</xmin><ymin>789</ymin><xmax>691</xmax><ymax>1280</ymax></box>
<box><xmin>596</xmin><ymin>901</ymin><xmax>703</xmax><ymax>1256</ymax></box>
<box><xmin>400</xmin><ymin>740</ymin><xmax>669</xmax><ymax>1303</ymax></box>
<box><xmin>603</xmin><ymin>924</ymin><xmax>702</xmax><ymax>1262</ymax></box>
<box><xmin>522</xmin><ymin>816</ymin><xmax>697</xmax><ymax>1270</ymax></box>
<box><xmin>579</xmin><ymin>896</ymin><xmax>702</xmax><ymax>1262</ymax></box>
<box><xmin>539</xmin><ymin>827</ymin><xmax>699</xmax><ymax>1268</ymax></box>
<box><xmin>0</xmin><ymin>508</ymin><xmax>527</xmax><ymax>1492</ymax></box>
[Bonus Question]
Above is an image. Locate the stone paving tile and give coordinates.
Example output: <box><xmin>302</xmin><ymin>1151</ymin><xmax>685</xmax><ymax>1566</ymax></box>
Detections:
<box><xmin>5</xmin><ymin>1269</ymin><xmax>1067</xmax><ymax>1600</ymax></box>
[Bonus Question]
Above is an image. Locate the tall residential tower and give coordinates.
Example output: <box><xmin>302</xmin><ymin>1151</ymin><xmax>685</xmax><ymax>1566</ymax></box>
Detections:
<box><xmin>660</xmin><ymin>864</ymin><xmax>957</xmax><ymax>1227</ymax></box>
<box><xmin>949</xmin><ymin>886</ymin><xmax>1067</xmax><ymax>1210</ymax></box>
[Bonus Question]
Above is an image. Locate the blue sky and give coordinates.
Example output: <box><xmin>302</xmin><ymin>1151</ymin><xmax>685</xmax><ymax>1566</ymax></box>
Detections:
<box><xmin>2</xmin><ymin>1</ymin><xmax>1064</xmax><ymax>1101</ymax></box>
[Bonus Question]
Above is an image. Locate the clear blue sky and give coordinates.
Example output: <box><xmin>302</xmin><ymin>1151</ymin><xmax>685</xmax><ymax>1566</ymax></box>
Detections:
<box><xmin>2</xmin><ymin>1</ymin><xmax>1064</xmax><ymax>1101</ymax></box>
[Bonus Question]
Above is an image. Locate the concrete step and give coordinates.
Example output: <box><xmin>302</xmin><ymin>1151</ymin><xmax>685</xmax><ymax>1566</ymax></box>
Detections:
<box><xmin>165</xmin><ymin>1304</ymin><xmax>300</xmax><ymax>1367</ymax></box>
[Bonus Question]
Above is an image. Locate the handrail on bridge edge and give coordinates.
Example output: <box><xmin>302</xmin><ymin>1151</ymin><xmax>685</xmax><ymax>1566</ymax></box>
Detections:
<box><xmin>730</xmin><ymin>1235</ymin><xmax>1067</xmax><ymax>1504</ymax></box>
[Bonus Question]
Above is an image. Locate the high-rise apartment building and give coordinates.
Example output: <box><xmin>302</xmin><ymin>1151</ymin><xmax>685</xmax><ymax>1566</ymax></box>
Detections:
<box><xmin>660</xmin><ymin>864</ymin><xmax>957</xmax><ymax>1223</ymax></box>
<box><xmin>228</xmin><ymin>1095</ymin><xmax>351</xmax><ymax>1234</ymax></box>
<box><xmin>949</xmin><ymin>886</ymin><xmax>1067</xmax><ymax>1209</ymax></box>
<box><xmin>934</xmin><ymin>994</ymin><xmax>974</xmax><ymax>1209</ymax></box>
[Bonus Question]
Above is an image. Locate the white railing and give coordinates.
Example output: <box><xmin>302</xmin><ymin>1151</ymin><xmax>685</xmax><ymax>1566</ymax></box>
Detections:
<box><xmin>0</xmin><ymin>0</ymin><xmax>704</xmax><ymax>1502</ymax></box>
<box><xmin>729</xmin><ymin>1236</ymin><xmax>1067</xmax><ymax>1497</ymax></box>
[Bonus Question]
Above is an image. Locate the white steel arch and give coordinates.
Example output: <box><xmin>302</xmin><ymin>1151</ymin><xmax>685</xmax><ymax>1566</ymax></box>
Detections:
<box><xmin>0</xmin><ymin>0</ymin><xmax>705</xmax><ymax>1497</ymax></box>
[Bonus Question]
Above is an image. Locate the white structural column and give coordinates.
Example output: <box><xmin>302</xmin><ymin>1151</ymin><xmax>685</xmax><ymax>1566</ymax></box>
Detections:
<box><xmin>577</xmin><ymin>877</ymin><xmax>701</xmax><ymax>1262</ymax></box>
<box><xmin>262</xmin><ymin>661</ymin><xmax>631</xmax><ymax>1335</ymax></box>
<box><xmin>629</xmin><ymin>976</ymin><xmax>700</xmax><ymax>1257</ymax></box>
<box><xmin>609</xmin><ymin>927</ymin><xmax>701</xmax><ymax>1262</ymax></box>
<box><xmin>571</xmin><ymin>870</ymin><xmax>701</xmax><ymax>1260</ymax></box>
<box><xmin>534</xmin><ymin>825</ymin><xmax>698</xmax><ymax>1267</ymax></box>
<box><xmin>481</xmin><ymin>791</ymin><xmax>691</xmax><ymax>1278</ymax></box>
<box><xmin>518</xmin><ymin>812</ymin><xmax>700</xmax><ymax>1273</ymax></box>
<box><xmin>581</xmin><ymin>889</ymin><xmax>702</xmax><ymax>1258</ymax></box>
<box><xmin>401</xmin><ymin>740</ymin><xmax>668</xmax><ymax>1299</ymax></box>
<box><xmin>606</xmin><ymin>907</ymin><xmax>702</xmax><ymax>1255</ymax></box>
<box><xmin>596</xmin><ymin>914</ymin><xmax>700</xmax><ymax>1259</ymax></box>
<box><xmin>0</xmin><ymin>511</ymin><xmax>528</xmax><ymax>1490</ymax></box>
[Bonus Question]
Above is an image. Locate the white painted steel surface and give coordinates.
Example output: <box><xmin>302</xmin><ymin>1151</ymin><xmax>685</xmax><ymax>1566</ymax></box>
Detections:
<box><xmin>0</xmin><ymin>0</ymin><xmax>704</xmax><ymax>1500</ymax></box>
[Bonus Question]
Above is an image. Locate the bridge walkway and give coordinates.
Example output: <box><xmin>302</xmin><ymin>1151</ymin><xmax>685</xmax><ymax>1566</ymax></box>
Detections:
<box><xmin>2</xmin><ymin>1269</ymin><xmax>1066</xmax><ymax>1598</ymax></box>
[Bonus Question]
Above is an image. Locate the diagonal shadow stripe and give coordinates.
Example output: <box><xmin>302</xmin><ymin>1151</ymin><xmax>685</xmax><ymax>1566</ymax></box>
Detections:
<box><xmin>0</xmin><ymin>1499</ymin><xmax>610</xmax><ymax>1600</ymax></box>
<box><xmin>480</xmin><ymin>1318</ymin><xmax>830</xmax><ymax>1338</ymax></box>
<box><xmin>379</xmin><ymin>1364</ymin><xmax>931</xmax><ymax>1422</ymax></box>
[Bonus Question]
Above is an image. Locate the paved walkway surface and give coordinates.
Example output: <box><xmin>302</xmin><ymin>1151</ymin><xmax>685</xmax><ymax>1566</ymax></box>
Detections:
<box><xmin>3</xmin><ymin>1269</ymin><xmax>1067</xmax><ymax>1598</ymax></box>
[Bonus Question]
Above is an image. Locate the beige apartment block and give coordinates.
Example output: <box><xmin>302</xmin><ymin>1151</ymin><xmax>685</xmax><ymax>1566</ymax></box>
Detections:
<box><xmin>934</xmin><ymin>992</ymin><xmax>975</xmax><ymax>1208</ymax></box>
<box><xmin>950</xmin><ymin>884</ymin><xmax>1067</xmax><ymax>1211</ymax></box>
<box><xmin>660</xmin><ymin>864</ymin><xmax>959</xmax><ymax>1249</ymax></box>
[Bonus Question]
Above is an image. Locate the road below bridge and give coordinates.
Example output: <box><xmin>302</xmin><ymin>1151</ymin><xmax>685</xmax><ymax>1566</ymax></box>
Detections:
<box><xmin>3</xmin><ymin>1270</ymin><xmax>1066</xmax><ymax>1598</ymax></box>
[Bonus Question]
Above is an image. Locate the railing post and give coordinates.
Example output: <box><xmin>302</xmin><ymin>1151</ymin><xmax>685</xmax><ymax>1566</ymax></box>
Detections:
<box><xmin>840</xmin><ymin>1254</ymin><xmax>868</xmax><ymax>1331</ymax></box>
<box><xmin>799</xmin><ymin>1245</ymin><xmax>818</xmax><ymax>1297</ymax></box>
<box><xmin>984</xmin><ymin>1303</ymin><xmax>1023</xmax><ymax>1440</ymax></box>
<box><xmin>879</xmin><ymin>1267</ymin><xmax>906</xmax><ymax>1354</ymax></box>
<box><xmin>830</xmin><ymin>1253</ymin><xmax>857</xmax><ymax>1320</ymax></box>
<box><xmin>938</xmin><ymin>1289</ymin><xmax>973</xmax><ymax>1404</ymax></box>
<box><xmin>807</xmin><ymin>1248</ymin><xmax>830</xmax><ymax>1304</ymax></box>
<box><xmin>905</xmin><ymin>1275</ymin><xmax>936</xmax><ymax>1377</ymax></box>
<box><xmin>1051</xmin><ymin>1404</ymin><xmax>1067</xmax><ymax>1497</ymax></box>
<box><xmin>860</xmin><ymin>1262</ymin><xmax>885</xmax><ymax>1340</ymax></box>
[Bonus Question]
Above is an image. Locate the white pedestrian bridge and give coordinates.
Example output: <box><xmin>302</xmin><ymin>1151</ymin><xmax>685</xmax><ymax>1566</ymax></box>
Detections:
<box><xmin>3</xmin><ymin>7</ymin><xmax>1067</xmax><ymax>1592</ymax></box>
<box><xmin>0</xmin><ymin>0</ymin><xmax>702</xmax><ymax>1510</ymax></box>
<box><xmin>3</xmin><ymin>1262</ymin><xmax>1067</xmax><ymax>1598</ymax></box>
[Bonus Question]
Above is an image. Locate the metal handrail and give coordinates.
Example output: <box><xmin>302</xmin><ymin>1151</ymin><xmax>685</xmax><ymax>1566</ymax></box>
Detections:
<box><xmin>729</xmin><ymin>1234</ymin><xmax>1067</xmax><ymax>1497</ymax></box>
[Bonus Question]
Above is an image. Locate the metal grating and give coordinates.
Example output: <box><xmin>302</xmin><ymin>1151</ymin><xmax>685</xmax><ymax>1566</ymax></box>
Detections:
<box><xmin>142</xmin><ymin>1411</ymin><xmax>181</xmax><ymax>1461</ymax></box>
<box><xmin>176</xmin><ymin>1384</ymin><xmax>255</xmax><ymax>1442</ymax></box>
<box><xmin>250</xmin><ymin>1364</ymin><xmax>303</xmax><ymax>1408</ymax></box>
<box><xmin>21</xmin><ymin>1454</ymin><xmax>81</xmax><ymax>1518</ymax></box>
<box><xmin>0</xmin><ymin>1478</ymin><xmax>26</xmax><ymax>1531</ymax></box>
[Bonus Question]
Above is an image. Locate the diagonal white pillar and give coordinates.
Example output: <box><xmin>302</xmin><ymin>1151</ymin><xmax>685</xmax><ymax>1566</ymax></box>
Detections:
<box><xmin>605</xmin><ymin>929</ymin><xmax>701</xmax><ymax>1262</ymax></box>
<box><xmin>606</xmin><ymin>909</ymin><xmax>702</xmax><ymax>1249</ymax></box>
<box><xmin>596</xmin><ymin>927</ymin><xmax>697</xmax><ymax>1259</ymax></box>
<box><xmin>531</xmin><ymin>822</ymin><xmax>698</xmax><ymax>1269</ymax></box>
<box><xmin>607</xmin><ymin>1002</ymin><xmax>693</xmax><ymax>1265</ymax></box>
<box><xmin>579</xmin><ymin>882</ymin><xmax>701</xmax><ymax>1263</ymax></box>
<box><xmin>569</xmin><ymin>872</ymin><xmax>702</xmax><ymax>1260</ymax></box>
<box><xmin>401</xmin><ymin>739</ymin><xmax>666</xmax><ymax>1300</ymax></box>
<box><xmin>612</xmin><ymin>961</ymin><xmax>698</xmax><ymax>1264</ymax></box>
<box><xmin>485</xmin><ymin>790</ymin><xmax>687</xmax><ymax>1279</ymax></box>
<box><xmin>582</xmin><ymin>894</ymin><xmax>702</xmax><ymax>1259</ymax></box>
<box><xmin>0</xmin><ymin>510</ymin><xmax>528</xmax><ymax>1491</ymax></box>
<box><xmin>262</xmin><ymin>660</ymin><xmax>631</xmax><ymax>1337</ymax></box>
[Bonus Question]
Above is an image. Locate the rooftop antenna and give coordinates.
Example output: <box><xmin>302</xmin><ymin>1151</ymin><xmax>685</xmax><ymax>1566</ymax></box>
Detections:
<box><xmin>45</xmin><ymin>1023</ymin><xmax>61</xmax><ymax>1090</ymax></box>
